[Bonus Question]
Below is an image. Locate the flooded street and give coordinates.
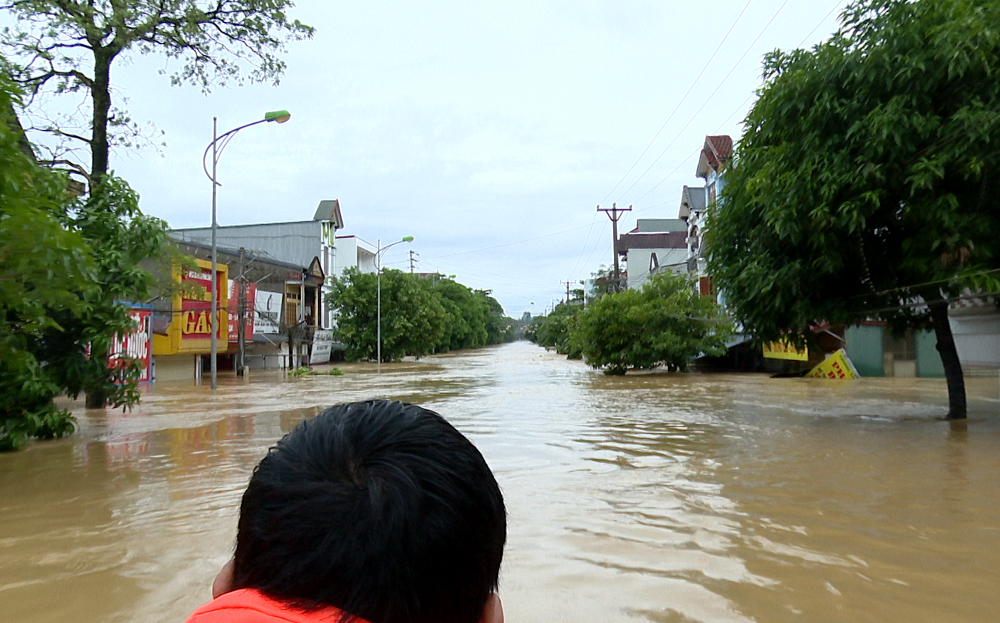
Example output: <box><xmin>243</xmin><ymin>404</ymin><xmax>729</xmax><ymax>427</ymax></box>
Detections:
<box><xmin>3</xmin><ymin>340</ymin><xmax>1000</xmax><ymax>623</ymax></box>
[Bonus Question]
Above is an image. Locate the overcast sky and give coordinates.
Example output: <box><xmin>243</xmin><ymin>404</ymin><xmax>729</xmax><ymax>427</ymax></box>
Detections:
<box><xmin>92</xmin><ymin>0</ymin><xmax>849</xmax><ymax>318</ymax></box>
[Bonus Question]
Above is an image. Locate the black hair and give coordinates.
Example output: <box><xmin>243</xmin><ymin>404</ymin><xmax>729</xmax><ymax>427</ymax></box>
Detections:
<box><xmin>232</xmin><ymin>400</ymin><xmax>506</xmax><ymax>623</ymax></box>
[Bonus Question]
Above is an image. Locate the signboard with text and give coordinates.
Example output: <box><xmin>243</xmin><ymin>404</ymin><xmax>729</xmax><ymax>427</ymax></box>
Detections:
<box><xmin>181</xmin><ymin>268</ymin><xmax>226</xmax><ymax>341</ymax></box>
<box><xmin>108</xmin><ymin>307</ymin><xmax>153</xmax><ymax>383</ymax></box>
<box><xmin>807</xmin><ymin>349</ymin><xmax>860</xmax><ymax>380</ymax></box>
<box><xmin>311</xmin><ymin>329</ymin><xmax>335</xmax><ymax>364</ymax></box>
<box><xmin>227</xmin><ymin>279</ymin><xmax>257</xmax><ymax>343</ymax></box>
<box><xmin>254</xmin><ymin>290</ymin><xmax>282</xmax><ymax>335</ymax></box>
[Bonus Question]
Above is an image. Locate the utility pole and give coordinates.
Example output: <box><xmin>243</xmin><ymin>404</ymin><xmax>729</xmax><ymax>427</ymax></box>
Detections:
<box><xmin>237</xmin><ymin>247</ymin><xmax>246</xmax><ymax>377</ymax></box>
<box><xmin>409</xmin><ymin>249</ymin><xmax>419</xmax><ymax>274</ymax></box>
<box><xmin>562</xmin><ymin>280</ymin><xmax>572</xmax><ymax>305</ymax></box>
<box><xmin>597</xmin><ymin>202</ymin><xmax>631</xmax><ymax>292</ymax></box>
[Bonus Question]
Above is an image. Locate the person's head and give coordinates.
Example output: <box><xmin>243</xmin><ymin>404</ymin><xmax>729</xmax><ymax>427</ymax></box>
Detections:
<box><xmin>219</xmin><ymin>400</ymin><xmax>506</xmax><ymax>623</ymax></box>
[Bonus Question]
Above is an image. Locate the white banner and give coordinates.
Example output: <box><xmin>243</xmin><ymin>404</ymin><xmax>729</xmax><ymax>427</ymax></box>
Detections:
<box><xmin>311</xmin><ymin>329</ymin><xmax>335</xmax><ymax>364</ymax></box>
<box><xmin>254</xmin><ymin>290</ymin><xmax>282</xmax><ymax>335</ymax></box>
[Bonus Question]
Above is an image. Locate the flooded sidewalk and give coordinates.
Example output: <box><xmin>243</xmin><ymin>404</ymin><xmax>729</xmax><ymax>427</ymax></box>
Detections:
<box><xmin>2</xmin><ymin>341</ymin><xmax>999</xmax><ymax>622</ymax></box>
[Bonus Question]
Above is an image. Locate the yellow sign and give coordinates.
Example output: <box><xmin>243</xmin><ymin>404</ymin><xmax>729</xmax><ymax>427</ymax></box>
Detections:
<box><xmin>807</xmin><ymin>349</ymin><xmax>860</xmax><ymax>380</ymax></box>
<box><xmin>763</xmin><ymin>339</ymin><xmax>809</xmax><ymax>361</ymax></box>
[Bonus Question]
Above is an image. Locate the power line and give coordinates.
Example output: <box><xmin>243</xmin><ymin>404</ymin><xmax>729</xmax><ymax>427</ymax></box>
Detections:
<box><xmin>616</xmin><ymin>0</ymin><xmax>793</xmax><ymax>205</ymax></box>
<box><xmin>598</xmin><ymin>0</ymin><xmax>757</xmax><ymax>205</ymax></box>
<box><xmin>797</xmin><ymin>0</ymin><xmax>844</xmax><ymax>47</ymax></box>
<box><xmin>630</xmin><ymin>92</ymin><xmax>755</xmax><ymax>209</ymax></box>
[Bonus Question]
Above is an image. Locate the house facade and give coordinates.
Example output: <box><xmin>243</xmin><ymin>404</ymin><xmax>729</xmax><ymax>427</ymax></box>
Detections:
<box><xmin>681</xmin><ymin>135</ymin><xmax>732</xmax><ymax>302</ymax></box>
<box><xmin>332</xmin><ymin>235</ymin><xmax>377</xmax><ymax>278</ymax></box>
<box><xmin>150</xmin><ymin>241</ymin><xmax>329</xmax><ymax>381</ymax></box>
<box><xmin>170</xmin><ymin>199</ymin><xmax>344</xmax><ymax>329</ymax></box>
<box><xmin>616</xmin><ymin>219</ymin><xmax>689</xmax><ymax>290</ymax></box>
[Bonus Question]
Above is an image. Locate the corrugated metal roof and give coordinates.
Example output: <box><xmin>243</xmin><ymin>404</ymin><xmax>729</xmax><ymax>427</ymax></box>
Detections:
<box><xmin>617</xmin><ymin>231</ymin><xmax>688</xmax><ymax>253</ymax></box>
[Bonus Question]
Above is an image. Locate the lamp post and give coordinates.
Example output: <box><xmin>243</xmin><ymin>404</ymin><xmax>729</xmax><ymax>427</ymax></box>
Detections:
<box><xmin>202</xmin><ymin>110</ymin><xmax>291</xmax><ymax>390</ymax></box>
<box><xmin>375</xmin><ymin>236</ymin><xmax>414</xmax><ymax>374</ymax></box>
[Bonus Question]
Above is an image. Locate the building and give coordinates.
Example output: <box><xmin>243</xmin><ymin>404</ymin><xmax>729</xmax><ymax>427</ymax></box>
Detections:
<box><xmin>332</xmin><ymin>235</ymin><xmax>377</xmax><ymax>278</ymax></box>
<box><xmin>681</xmin><ymin>135</ymin><xmax>732</xmax><ymax>300</ymax></box>
<box><xmin>170</xmin><ymin>199</ymin><xmax>344</xmax><ymax>327</ymax></box>
<box><xmin>150</xmin><ymin>241</ymin><xmax>328</xmax><ymax>381</ymax></box>
<box><xmin>616</xmin><ymin>218</ymin><xmax>689</xmax><ymax>290</ymax></box>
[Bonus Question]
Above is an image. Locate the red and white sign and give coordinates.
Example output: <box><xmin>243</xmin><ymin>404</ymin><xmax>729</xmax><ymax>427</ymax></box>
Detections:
<box><xmin>109</xmin><ymin>308</ymin><xmax>153</xmax><ymax>383</ymax></box>
<box><xmin>228</xmin><ymin>279</ymin><xmax>257</xmax><ymax>344</ymax></box>
<box><xmin>180</xmin><ymin>268</ymin><xmax>225</xmax><ymax>340</ymax></box>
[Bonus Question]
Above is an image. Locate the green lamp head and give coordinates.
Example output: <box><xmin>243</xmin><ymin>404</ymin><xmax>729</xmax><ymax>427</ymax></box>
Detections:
<box><xmin>401</xmin><ymin>236</ymin><xmax>414</xmax><ymax>242</ymax></box>
<box><xmin>264</xmin><ymin>110</ymin><xmax>291</xmax><ymax>124</ymax></box>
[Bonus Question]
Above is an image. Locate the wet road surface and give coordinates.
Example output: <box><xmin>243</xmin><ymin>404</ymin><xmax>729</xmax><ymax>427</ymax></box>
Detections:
<box><xmin>2</xmin><ymin>341</ymin><xmax>999</xmax><ymax>622</ymax></box>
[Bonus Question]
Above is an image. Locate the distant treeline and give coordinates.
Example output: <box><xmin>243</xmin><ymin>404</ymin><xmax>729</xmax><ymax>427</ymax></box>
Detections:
<box><xmin>526</xmin><ymin>272</ymin><xmax>731</xmax><ymax>374</ymax></box>
<box><xmin>329</xmin><ymin>268</ymin><xmax>518</xmax><ymax>362</ymax></box>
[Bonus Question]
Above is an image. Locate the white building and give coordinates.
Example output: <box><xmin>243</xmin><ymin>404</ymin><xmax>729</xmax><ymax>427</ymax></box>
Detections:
<box><xmin>616</xmin><ymin>218</ymin><xmax>689</xmax><ymax>290</ymax></box>
<box><xmin>332</xmin><ymin>235</ymin><xmax>377</xmax><ymax>278</ymax></box>
<box><xmin>679</xmin><ymin>135</ymin><xmax>732</xmax><ymax>300</ymax></box>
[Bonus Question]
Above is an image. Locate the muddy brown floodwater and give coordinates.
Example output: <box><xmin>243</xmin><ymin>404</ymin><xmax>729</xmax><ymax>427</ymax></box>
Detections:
<box><xmin>2</xmin><ymin>341</ymin><xmax>1000</xmax><ymax>623</ymax></box>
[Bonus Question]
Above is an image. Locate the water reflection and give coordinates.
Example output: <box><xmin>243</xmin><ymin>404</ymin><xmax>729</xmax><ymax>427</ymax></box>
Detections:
<box><xmin>1</xmin><ymin>341</ymin><xmax>999</xmax><ymax>623</ymax></box>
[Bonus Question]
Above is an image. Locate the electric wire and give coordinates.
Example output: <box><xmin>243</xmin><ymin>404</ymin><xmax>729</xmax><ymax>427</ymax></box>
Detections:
<box><xmin>598</xmin><ymin>0</ymin><xmax>756</xmax><ymax>205</ymax></box>
<box><xmin>616</xmin><ymin>0</ymin><xmax>792</xmax><ymax>205</ymax></box>
<box><xmin>630</xmin><ymin>92</ymin><xmax>755</xmax><ymax>209</ymax></box>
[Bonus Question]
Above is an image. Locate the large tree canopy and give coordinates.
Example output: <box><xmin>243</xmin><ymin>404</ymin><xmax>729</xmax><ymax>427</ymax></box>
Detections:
<box><xmin>706</xmin><ymin>0</ymin><xmax>1000</xmax><ymax>418</ymax></box>
<box><xmin>0</xmin><ymin>75</ymin><xmax>97</xmax><ymax>449</ymax></box>
<box><xmin>571</xmin><ymin>272</ymin><xmax>731</xmax><ymax>375</ymax></box>
<box><xmin>1</xmin><ymin>0</ymin><xmax>313</xmax><ymax>184</ymax></box>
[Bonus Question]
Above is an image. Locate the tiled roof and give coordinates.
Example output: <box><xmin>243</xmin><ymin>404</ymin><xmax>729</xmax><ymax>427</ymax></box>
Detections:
<box><xmin>696</xmin><ymin>134</ymin><xmax>733</xmax><ymax>178</ymax></box>
<box><xmin>679</xmin><ymin>185</ymin><xmax>707</xmax><ymax>219</ymax></box>
<box><xmin>705</xmin><ymin>135</ymin><xmax>732</xmax><ymax>161</ymax></box>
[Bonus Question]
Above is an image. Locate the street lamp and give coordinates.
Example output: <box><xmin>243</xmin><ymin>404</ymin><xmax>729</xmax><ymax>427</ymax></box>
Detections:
<box><xmin>375</xmin><ymin>236</ymin><xmax>414</xmax><ymax>374</ymax></box>
<box><xmin>202</xmin><ymin>110</ymin><xmax>291</xmax><ymax>390</ymax></box>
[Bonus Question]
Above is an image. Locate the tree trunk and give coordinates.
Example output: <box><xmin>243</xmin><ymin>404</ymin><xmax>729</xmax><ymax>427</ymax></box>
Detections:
<box><xmin>928</xmin><ymin>299</ymin><xmax>966</xmax><ymax>419</ymax></box>
<box><xmin>90</xmin><ymin>49</ymin><xmax>113</xmax><ymax>187</ymax></box>
<box><xmin>85</xmin><ymin>387</ymin><xmax>108</xmax><ymax>409</ymax></box>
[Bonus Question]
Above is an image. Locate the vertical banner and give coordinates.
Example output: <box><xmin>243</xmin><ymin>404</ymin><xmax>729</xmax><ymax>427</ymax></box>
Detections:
<box><xmin>227</xmin><ymin>279</ymin><xmax>257</xmax><ymax>344</ymax></box>
<box><xmin>180</xmin><ymin>268</ymin><xmax>226</xmax><ymax>341</ymax></box>
<box><xmin>109</xmin><ymin>307</ymin><xmax>153</xmax><ymax>383</ymax></box>
<box><xmin>254</xmin><ymin>290</ymin><xmax>282</xmax><ymax>334</ymax></box>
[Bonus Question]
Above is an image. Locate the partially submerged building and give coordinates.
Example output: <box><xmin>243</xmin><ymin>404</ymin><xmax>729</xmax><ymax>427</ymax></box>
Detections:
<box><xmin>170</xmin><ymin>199</ymin><xmax>344</xmax><ymax>328</ymax></box>
<box><xmin>616</xmin><ymin>219</ymin><xmax>688</xmax><ymax>290</ymax></box>
<box><xmin>150</xmin><ymin>240</ymin><xmax>328</xmax><ymax>381</ymax></box>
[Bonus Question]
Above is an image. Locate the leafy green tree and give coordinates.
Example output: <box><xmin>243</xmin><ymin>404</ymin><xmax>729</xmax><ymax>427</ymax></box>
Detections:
<box><xmin>706</xmin><ymin>0</ymin><xmax>1000</xmax><ymax>419</ymax></box>
<box><xmin>572</xmin><ymin>272</ymin><xmax>732</xmax><ymax>375</ymax></box>
<box><xmin>329</xmin><ymin>268</ymin><xmax>447</xmax><ymax>362</ymax></box>
<box><xmin>56</xmin><ymin>177</ymin><xmax>171</xmax><ymax>408</ymax></box>
<box><xmin>0</xmin><ymin>76</ymin><xmax>95</xmax><ymax>449</ymax></box>
<box><xmin>476</xmin><ymin>289</ymin><xmax>517</xmax><ymax>345</ymax></box>
<box><xmin>433</xmin><ymin>278</ymin><xmax>489</xmax><ymax>352</ymax></box>
<box><xmin>1</xmin><ymin>0</ymin><xmax>314</xmax><ymax>184</ymax></box>
<box><xmin>527</xmin><ymin>303</ymin><xmax>582</xmax><ymax>357</ymax></box>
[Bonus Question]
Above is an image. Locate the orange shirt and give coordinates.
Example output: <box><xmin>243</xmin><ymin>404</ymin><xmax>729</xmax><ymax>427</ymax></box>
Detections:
<box><xmin>185</xmin><ymin>588</ymin><xmax>366</xmax><ymax>623</ymax></box>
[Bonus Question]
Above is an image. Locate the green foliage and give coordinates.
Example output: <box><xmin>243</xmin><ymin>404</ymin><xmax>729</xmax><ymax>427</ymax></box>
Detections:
<box><xmin>707</xmin><ymin>0</ymin><xmax>1000</xmax><ymax>343</ymax></box>
<box><xmin>0</xmin><ymin>76</ymin><xmax>95</xmax><ymax>449</ymax></box>
<box><xmin>572</xmin><ymin>272</ymin><xmax>732</xmax><ymax>375</ymax></box>
<box><xmin>288</xmin><ymin>366</ymin><xmax>344</xmax><ymax>378</ymax></box>
<box><xmin>44</xmin><ymin>176</ymin><xmax>171</xmax><ymax>409</ymax></box>
<box><xmin>329</xmin><ymin>268</ymin><xmax>447</xmax><ymax>362</ymax></box>
<box><xmin>329</xmin><ymin>270</ymin><xmax>517</xmax><ymax>363</ymax></box>
<box><xmin>1</xmin><ymin>0</ymin><xmax>314</xmax><ymax>179</ymax></box>
<box><xmin>432</xmin><ymin>278</ymin><xmax>490</xmax><ymax>351</ymax></box>
<box><xmin>526</xmin><ymin>303</ymin><xmax>582</xmax><ymax>357</ymax></box>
